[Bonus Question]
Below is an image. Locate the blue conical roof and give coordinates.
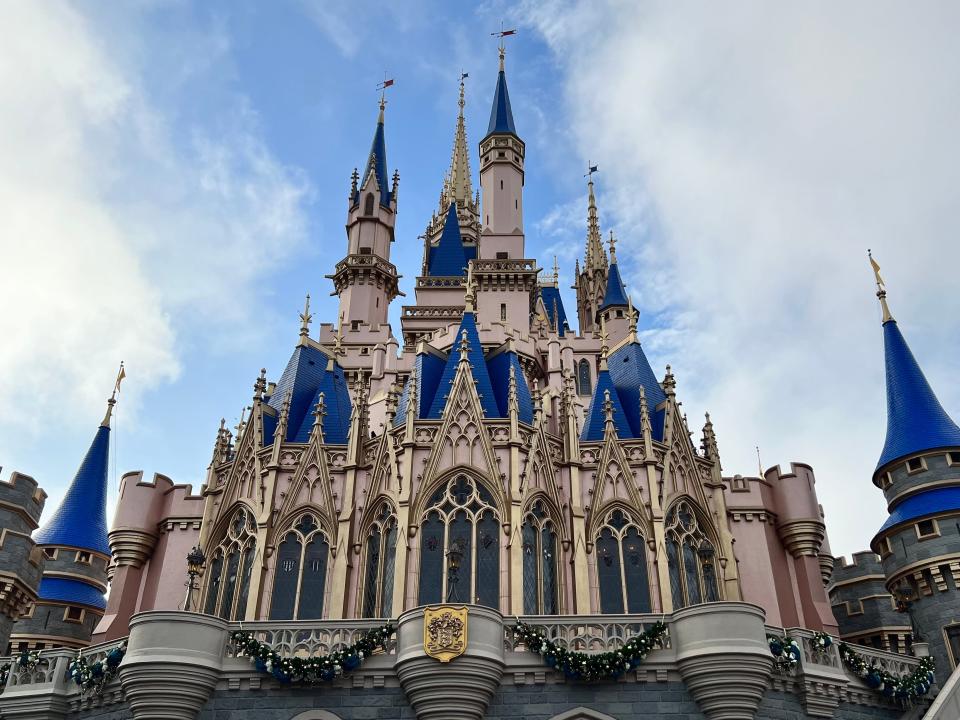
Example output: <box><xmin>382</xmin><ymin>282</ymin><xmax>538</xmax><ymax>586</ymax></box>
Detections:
<box><xmin>358</xmin><ymin>109</ymin><xmax>391</xmax><ymax>207</ymax></box>
<box><xmin>428</xmin><ymin>203</ymin><xmax>469</xmax><ymax>276</ymax></box>
<box><xmin>487</xmin><ymin>349</ymin><xmax>534</xmax><ymax>424</ymax></box>
<box><xmin>34</xmin><ymin>424</ymin><xmax>111</xmax><ymax>556</ymax></box>
<box><xmin>486</xmin><ymin>70</ymin><xmax>517</xmax><ymax>137</ymax></box>
<box><xmin>600</xmin><ymin>262</ymin><xmax>629</xmax><ymax>309</ymax></box>
<box><xmin>581</xmin><ymin>368</ymin><xmax>634</xmax><ymax>441</ymax></box>
<box><xmin>426</xmin><ymin>312</ymin><xmax>499</xmax><ymax>419</ymax></box>
<box><xmin>609</xmin><ymin>340</ymin><xmax>667</xmax><ymax>441</ymax></box>
<box><xmin>540</xmin><ymin>286</ymin><xmax>569</xmax><ymax>337</ymax></box>
<box><xmin>876</xmin><ymin>320</ymin><xmax>960</xmax><ymax>470</ymax></box>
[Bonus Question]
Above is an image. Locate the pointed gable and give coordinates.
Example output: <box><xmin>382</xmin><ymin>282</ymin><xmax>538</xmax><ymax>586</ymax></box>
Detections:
<box><xmin>581</xmin><ymin>369</ymin><xmax>634</xmax><ymax>442</ymax></box>
<box><xmin>609</xmin><ymin>340</ymin><xmax>667</xmax><ymax>441</ymax></box>
<box><xmin>486</xmin><ymin>69</ymin><xmax>517</xmax><ymax>137</ymax></box>
<box><xmin>877</xmin><ymin>320</ymin><xmax>960</xmax><ymax>469</ymax></box>
<box><xmin>540</xmin><ymin>286</ymin><xmax>569</xmax><ymax>336</ymax></box>
<box><xmin>487</xmin><ymin>349</ymin><xmax>534</xmax><ymax>424</ymax></box>
<box><xmin>427</xmin><ymin>313</ymin><xmax>498</xmax><ymax>419</ymax></box>
<box><xmin>600</xmin><ymin>262</ymin><xmax>629</xmax><ymax>309</ymax></box>
<box><xmin>428</xmin><ymin>203</ymin><xmax>468</xmax><ymax>277</ymax></box>
<box><xmin>34</xmin><ymin>424</ymin><xmax>111</xmax><ymax>556</ymax></box>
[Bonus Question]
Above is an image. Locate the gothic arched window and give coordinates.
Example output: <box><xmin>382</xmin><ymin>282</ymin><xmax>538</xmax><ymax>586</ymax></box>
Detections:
<box><xmin>665</xmin><ymin>500</ymin><xmax>720</xmax><ymax>610</ymax></box>
<box><xmin>595</xmin><ymin>508</ymin><xmax>650</xmax><ymax>614</ymax></box>
<box><xmin>364</xmin><ymin>192</ymin><xmax>375</xmax><ymax>216</ymax></box>
<box><xmin>361</xmin><ymin>504</ymin><xmax>398</xmax><ymax>618</ymax></box>
<box><xmin>418</xmin><ymin>475</ymin><xmax>501</xmax><ymax>608</ymax></box>
<box><xmin>202</xmin><ymin>506</ymin><xmax>257</xmax><ymax>620</ymax></box>
<box><xmin>269</xmin><ymin>513</ymin><xmax>330</xmax><ymax>620</ymax></box>
<box><xmin>577</xmin><ymin>359</ymin><xmax>592</xmax><ymax>396</ymax></box>
<box><xmin>522</xmin><ymin>500</ymin><xmax>559</xmax><ymax>615</ymax></box>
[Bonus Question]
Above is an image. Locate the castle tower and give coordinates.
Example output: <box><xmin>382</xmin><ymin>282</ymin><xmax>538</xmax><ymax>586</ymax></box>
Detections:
<box><xmin>10</xmin><ymin>391</ymin><xmax>118</xmax><ymax>650</ymax></box>
<box><xmin>597</xmin><ymin>230</ymin><xmax>632</xmax><ymax>345</ymax></box>
<box><xmin>479</xmin><ymin>45</ymin><xmax>524</xmax><ymax>256</ymax></box>
<box><xmin>475</xmin><ymin>46</ymin><xmax>538</xmax><ymax>331</ymax></box>
<box><xmin>0</xmin><ymin>473</ymin><xmax>46</xmax><ymax>654</ymax></box>
<box><xmin>866</xmin><ymin>258</ymin><xmax>960</xmax><ymax>682</ymax></box>
<box><xmin>574</xmin><ymin>175</ymin><xmax>608</xmax><ymax>335</ymax></box>
<box><xmin>326</xmin><ymin>99</ymin><xmax>402</xmax><ymax>330</ymax></box>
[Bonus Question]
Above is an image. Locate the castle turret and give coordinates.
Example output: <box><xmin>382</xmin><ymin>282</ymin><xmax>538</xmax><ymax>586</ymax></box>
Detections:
<box><xmin>0</xmin><ymin>473</ymin><xmax>46</xmax><ymax>654</ymax></box>
<box><xmin>597</xmin><ymin>231</ymin><xmax>632</xmax><ymax>345</ymax></box>
<box><xmin>326</xmin><ymin>99</ymin><xmax>403</xmax><ymax>330</ymax></box>
<box><xmin>866</xmin><ymin>255</ymin><xmax>960</xmax><ymax>682</ymax></box>
<box><xmin>10</xmin><ymin>382</ymin><xmax>120</xmax><ymax>651</ymax></box>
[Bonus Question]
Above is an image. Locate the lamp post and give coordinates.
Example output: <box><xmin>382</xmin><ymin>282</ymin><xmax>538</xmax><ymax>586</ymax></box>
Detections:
<box><xmin>893</xmin><ymin>585</ymin><xmax>923</xmax><ymax>643</ymax></box>
<box><xmin>183</xmin><ymin>545</ymin><xmax>207</xmax><ymax>612</ymax></box>
<box><xmin>446</xmin><ymin>538</ymin><xmax>466</xmax><ymax>603</ymax></box>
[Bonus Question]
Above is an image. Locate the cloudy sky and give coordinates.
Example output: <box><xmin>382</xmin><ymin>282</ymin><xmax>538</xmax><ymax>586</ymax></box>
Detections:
<box><xmin>1</xmin><ymin>0</ymin><xmax>958</xmax><ymax>559</ymax></box>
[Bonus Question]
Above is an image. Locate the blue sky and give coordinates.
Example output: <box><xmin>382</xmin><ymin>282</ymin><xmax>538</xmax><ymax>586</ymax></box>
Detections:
<box><xmin>3</xmin><ymin>1</ymin><xmax>960</xmax><ymax>558</ymax></box>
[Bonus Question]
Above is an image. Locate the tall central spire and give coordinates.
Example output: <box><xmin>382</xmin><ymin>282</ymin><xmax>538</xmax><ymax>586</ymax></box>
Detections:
<box><xmin>585</xmin><ymin>177</ymin><xmax>607</xmax><ymax>271</ymax></box>
<box><xmin>485</xmin><ymin>47</ymin><xmax>517</xmax><ymax>138</ymax></box>
<box><xmin>446</xmin><ymin>76</ymin><xmax>473</xmax><ymax>205</ymax></box>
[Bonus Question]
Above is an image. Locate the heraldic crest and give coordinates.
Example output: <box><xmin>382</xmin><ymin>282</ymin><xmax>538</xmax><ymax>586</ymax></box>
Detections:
<box><xmin>423</xmin><ymin>605</ymin><xmax>468</xmax><ymax>662</ymax></box>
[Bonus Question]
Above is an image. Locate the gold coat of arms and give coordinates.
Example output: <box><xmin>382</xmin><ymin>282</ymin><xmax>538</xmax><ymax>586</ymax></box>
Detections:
<box><xmin>423</xmin><ymin>605</ymin><xmax>468</xmax><ymax>662</ymax></box>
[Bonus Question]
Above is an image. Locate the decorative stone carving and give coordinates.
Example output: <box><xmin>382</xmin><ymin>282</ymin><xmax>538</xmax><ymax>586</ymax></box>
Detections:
<box><xmin>671</xmin><ymin>602</ymin><xmax>772</xmax><ymax>720</ymax></box>
<box><xmin>119</xmin><ymin>611</ymin><xmax>228</xmax><ymax>720</ymax></box>
<box><xmin>396</xmin><ymin>605</ymin><xmax>505</xmax><ymax>719</ymax></box>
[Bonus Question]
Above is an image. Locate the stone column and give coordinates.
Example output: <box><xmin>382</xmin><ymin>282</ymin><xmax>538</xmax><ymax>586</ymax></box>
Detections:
<box><xmin>396</xmin><ymin>605</ymin><xmax>505</xmax><ymax>720</ymax></box>
<box><xmin>119</xmin><ymin>611</ymin><xmax>227</xmax><ymax>720</ymax></box>
<box><xmin>672</xmin><ymin>602</ymin><xmax>773</xmax><ymax>720</ymax></box>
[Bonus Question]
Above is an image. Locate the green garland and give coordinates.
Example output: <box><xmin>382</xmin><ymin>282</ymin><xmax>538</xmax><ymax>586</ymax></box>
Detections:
<box><xmin>811</xmin><ymin>631</ymin><xmax>833</xmax><ymax>653</ymax></box>
<box><xmin>230</xmin><ymin>625</ymin><xmax>394</xmax><ymax>684</ymax></box>
<box><xmin>1</xmin><ymin>650</ymin><xmax>44</xmax><ymax>693</ymax></box>
<box><xmin>512</xmin><ymin>620</ymin><xmax>668</xmax><ymax>681</ymax></box>
<box><xmin>838</xmin><ymin>642</ymin><xmax>935</xmax><ymax>700</ymax></box>
<box><xmin>767</xmin><ymin>634</ymin><xmax>801</xmax><ymax>673</ymax></box>
<box><xmin>68</xmin><ymin>642</ymin><xmax>127</xmax><ymax>695</ymax></box>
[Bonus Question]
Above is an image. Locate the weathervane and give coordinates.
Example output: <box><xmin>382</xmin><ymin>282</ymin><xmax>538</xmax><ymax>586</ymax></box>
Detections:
<box><xmin>491</xmin><ymin>22</ymin><xmax>517</xmax><ymax>69</ymax></box>
<box><xmin>376</xmin><ymin>72</ymin><xmax>395</xmax><ymax>111</ymax></box>
<box><xmin>584</xmin><ymin>162</ymin><xmax>599</xmax><ymax>179</ymax></box>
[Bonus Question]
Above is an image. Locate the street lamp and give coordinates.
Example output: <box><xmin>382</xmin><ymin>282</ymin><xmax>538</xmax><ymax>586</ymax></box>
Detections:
<box><xmin>184</xmin><ymin>545</ymin><xmax>207</xmax><ymax>612</ymax></box>
<box><xmin>446</xmin><ymin>538</ymin><xmax>466</xmax><ymax>603</ymax></box>
<box><xmin>893</xmin><ymin>585</ymin><xmax>923</xmax><ymax>643</ymax></box>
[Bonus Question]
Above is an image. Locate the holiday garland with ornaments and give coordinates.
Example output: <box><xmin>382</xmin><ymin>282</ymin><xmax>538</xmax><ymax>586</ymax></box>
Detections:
<box><xmin>512</xmin><ymin>620</ymin><xmax>668</xmax><ymax>681</ymax></box>
<box><xmin>811</xmin><ymin>631</ymin><xmax>833</xmax><ymax>653</ymax></box>
<box><xmin>766</xmin><ymin>634</ymin><xmax>801</xmax><ymax>672</ymax></box>
<box><xmin>838</xmin><ymin>642</ymin><xmax>935</xmax><ymax>699</ymax></box>
<box><xmin>0</xmin><ymin>650</ymin><xmax>43</xmax><ymax>690</ymax></box>
<box><xmin>231</xmin><ymin>625</ymin><xmax>394</xmax><ymax>684</ymax></box>
<box><xmin>68</xmin><ymin>642</ymin><xmax>127</xmax><ymax>695</ymax></box>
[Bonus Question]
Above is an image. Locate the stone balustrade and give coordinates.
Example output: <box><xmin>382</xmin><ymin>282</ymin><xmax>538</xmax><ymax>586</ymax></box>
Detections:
<box><xmin>0</xmin><ymin>604</ymin><xmax>933</xmax><ymax>720</ymax></box>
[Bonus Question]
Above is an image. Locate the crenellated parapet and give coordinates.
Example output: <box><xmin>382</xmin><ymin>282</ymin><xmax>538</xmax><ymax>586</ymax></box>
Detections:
<box><xmin>829</xmin><ymin>552</ymin><xmax>908</xmax><ymax>654</ymax></box>
<box><xmin>0</xmin><ymin>471</ymin><xmax>47</xmax><ymax>653</ymax></box>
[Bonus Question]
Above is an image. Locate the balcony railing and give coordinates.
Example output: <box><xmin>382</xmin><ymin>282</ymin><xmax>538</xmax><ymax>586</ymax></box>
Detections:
<box><xmin>225</xmin><ymin>618</ymin><xmax>396</xmax><ymax>657</ymax></box>
<box><xmin>506</xmin><ymin>614</ymin><xmax>668</xmax><ymax>652</ymax></box>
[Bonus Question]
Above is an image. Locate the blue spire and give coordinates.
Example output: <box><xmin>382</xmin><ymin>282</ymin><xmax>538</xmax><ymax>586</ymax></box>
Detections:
<box><xmin>34</xmin><ymin>423</ymin><xmax>111</xmax><ymax>556</ymax></box>
<box><xmin>428</xmin><ymin>203</ymin><xmax>469</xmax><ymax>276</ymax></box>
<box><xmin>876</xmin><ymin>319</ymin><xmax>960</xmax><ymax>470</ymax></box>
<box><xmin>427</xmin><ymin>312</ymin><xmax>499</xmax><ymax>419</ymax></box>
<box><xmin>600</xmin><ymin>261</ymin><xmax>629</xmax><ymax>309</ymax></box>
<box><xmin>581</xmin><ymin>369</ymin><xmax>634</xmax><ymax>441</ymax></box>
<box><xmin>540</xmin><ymin>286</ymin><xmax>569</xmax><ymax>336</ymax></box>
<box><xmin>358</xmin><ymin>104</ymin><xmax>391</xmax><ymax>207</ymax></box>
<box><xmin>486</xmin><ymin>68</ymin><xmax>517</xmax><ymax>138</ymax></box>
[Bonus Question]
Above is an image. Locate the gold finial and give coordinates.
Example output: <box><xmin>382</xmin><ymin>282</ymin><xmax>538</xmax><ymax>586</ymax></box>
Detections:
<box><xmin>101</xmin><ymin>361</ymin><xmax>126</xmax><ymax>427</ymax></box>
<box><xmin>464</xmin><ymin>261</ymin><xmax>477</xmax><ymax>311</ymax></box>
<box><xmin>868</xmin><ymin>249</ymin><xmax>893</xmax><ymax>323</ymax></box>
<box><xmin>628</xmin><ymin>294</ymin><xmax>637</xmax><ymax>335</ymax></box>
<box><xmin>376</xmin><ymin>75</ymin><xmax>394</xmax><ymax>119</ymax></box>
<box><xmin>552</xmin><ymin>255</ymin><xmax>559</xmax><ymax>287</ymax></box>
<box><xmin>299</xmin><ymin>294</ymin><xmax>312</xmax><ymax>338</ymax></box>
<box><xmin>608</xmin><ymin>229</ymin><xmax>617</xmax><ymax>264</ymax></box>
<box><xmin>491</xmin><ymin>24</ymin><xmax>517</xmax><ymax>71</ymax></box>
<box><xmin>599</xmin><ymin>315</ymin><xmax>609</xmax><ymax>368</ymax></box>
<box><xmin>459</xmin><ymin>71</ymin><xmax>467</xmax><ymax>113</ymax></box>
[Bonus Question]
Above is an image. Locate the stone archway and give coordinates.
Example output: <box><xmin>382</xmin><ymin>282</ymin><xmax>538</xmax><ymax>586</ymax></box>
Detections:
<box><xmin>289</xmin><ymin>711</ymin><xmax>342</xmax><ymax>720</ymax></box>
<box><xmin>550</xmin><ymin>708</ymin><xmax>618</xmax><ymax>720</ymax></box>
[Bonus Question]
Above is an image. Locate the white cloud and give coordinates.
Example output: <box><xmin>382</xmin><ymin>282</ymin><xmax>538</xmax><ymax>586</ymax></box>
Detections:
<box><xmin>524</xmin><ymin>0</ymin><xmax>960</xmax><ymax>556</ymax></box>
<box><xmin>0</xmin><ymin>2</ymin><xmax>309</xmax><ymax>450</ymax></box>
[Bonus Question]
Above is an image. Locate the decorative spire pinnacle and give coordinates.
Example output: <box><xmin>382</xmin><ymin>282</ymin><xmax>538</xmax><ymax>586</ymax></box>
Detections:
<box><xmin>458</xmin><ymin>329</ymin><xmax>471</xmax><ymax>363</ymax></box>
<box><xmin>464</xmin><ymin>261</ymin><xmax>477</xmax><ymax>311</ymax></box>
<box><xmin>276</xmin><ymin>391</ymin><xmax>292</xmax><ymax>444</ymax></box>
<box><xmin>599</xmin><ymin>315</ymin><xmax>609</xmax><ymax>369</ymax></box>
<box><xmin>584</xmin><ymin>172</ymin><xmax>606</xmax><ymax>271</ymax></box>
<box><xmin>552</xmin><ymin>255</ymin><xmax>559</xmax><ymax>287</ymax></box>
<box><xmin>663</xmin><ymin>364</ymin><xmax>676</xmax><ymax>396</ymax></box>
<box><xmin>486</xmin><ymin>26</ymin><xmax>518</xmax><ymax>137</ymax></box>
<box><xmin>312</xmin><ymin>392</ymin><xmax>327</xmax><ymax>442</ymax></box>
<box><xmin>235</xmin><ymin>405</ymin><xmax>249</xmax><ymax>440</ymax></box>
<box><xmin>628</xmin><ymin>294</ymin><xmax>638</xmax><ymax>335</ymax></box>
<box><xmin>444</xmin><ymin>73</ymin><xmax>473</xmax><ymax>205</ymax></box>
<box><xmin>868</xmin><ymin>249</ymin><xmax>893</xmax><ymax>323</ymax></box>
<box><xmin>603</xmin><ymin>388</ymin><xmax>615</xmax><ymax>428</ymax></box>
<box><xmin>101</xmin><ymin>361</ymin><xmax>126</xmax><ymax>428</ymax></box>
<box><xmin>639</xmin><ymin>385</ymin><xmax>653</xmax><ymax>439</ymax></box>
<box><xmin>702</xmin><ymin>412</ymin><xmax>719</xmax><ymax>461</ymax></box>
<box><xmin>299</xmin><ymin>294</ymin><xmax>312</xmax><ymax>338</ymax></box>
<box><xmin>253</xmin><ymin>368</ymin><xmax>267</xmax><ymax>399</ymax></box>
<box><xmin>608</xmin><ymin>229</ymin><xmax>618</xmax><ymax>264</ymax></box>
<box><xmin>508</xmin><ymin>364</ymin><xmax>519</xmax><ymax>417</ymax></box>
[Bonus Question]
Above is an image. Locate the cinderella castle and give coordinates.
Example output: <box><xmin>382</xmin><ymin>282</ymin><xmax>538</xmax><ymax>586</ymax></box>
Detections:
<box><xmin>2</xmin><ymin>44</ymin><xmax>959</xmax><ymax>720</ymax></box>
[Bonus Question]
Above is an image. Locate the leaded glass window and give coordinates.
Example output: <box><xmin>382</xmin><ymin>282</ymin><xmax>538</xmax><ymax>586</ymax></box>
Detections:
<box><xmin>362</xmin><ymin>504</ymin><xmax>398</xmax><ymax>618</ymax></box>
<box><xmin>521</xmin><ymin>500</ymin><xmax>559</xmax><ymax>614</ymax></box>
<box><xmin>202</xmin><ymin>506</ymin><xmax>257</xmax><ymax>620</ymax></box>
<box><xmin>268</xmin><ymin>512</ymin><xmax>330</xmax><ymax>620</ymax></box>
<box><xmin>417</xmin><ymin>475</ymin><xmax>501</xmax><ymax>608</ymax></box>
<box><xmin>577</xmin><ymin>359</ymin><xmax>592</xmax><ymax>396</ymax></box>
<box><xmin>665</xmin><ymin>500</ymin><xmax>721</xmax><ymax>609</ymax></box>
<box><xmin>595</xmin><ymin>508</ymin><xmax>650</xmax><ymax>614</ymax></box>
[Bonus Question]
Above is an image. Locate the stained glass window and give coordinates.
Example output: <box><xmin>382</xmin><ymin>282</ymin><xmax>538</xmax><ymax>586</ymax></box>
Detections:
<box><xmin>362</xmin><ymin>504</ymin><xmax>398</xmax><ymax>617</ymax></box>
<box><xmin>596</xmin><ymin>508</ymin><xmax>650</xmax><ymax>614</ymax></box>
<box><xmin>202</xmin><ymin>506</ymin><xmax>257</xmax><ymax>619</ymax></box>
<box><xmin>665</xmin><ymin>500</ymin><xmax>722</xmax><ymax>609</ymax></box>
<box><xmin>268</xmin><ymin>513</ymin><xmax>330</xmax><ymax>620</ymax></box>
<box><xmin>417</xmin><ymin>475</ymin><xmax>501</xmax><ymax>608</ymax></box>
<box><xmin>521</xmin><ymin>500</ymin><xmax>559</xmax><ymax>614</ymax></box>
